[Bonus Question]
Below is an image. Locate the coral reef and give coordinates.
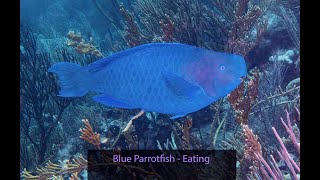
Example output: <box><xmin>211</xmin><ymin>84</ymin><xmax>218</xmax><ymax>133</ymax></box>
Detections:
<box><xmin>66</xmin><ymin>30</ymin><xmax>103</xmax><ymax>57</ymax></box>
<box><xmin>120</xmin><ymin>3</ymin><xmax>147</xmax><ymax>47</ymax></box>
<box><xmin>159</xmin><ymin>14</ymin><xmax>175</xmax><ymax>42</ymax></box>
<box><xmin>134</xmin><ymin>0</ymin><xmax>229</xmax><ymax>49</ymax></box>
<box><xmin>279</xmin><ymin>5</ymin><xmax>300</xmax><ymax>52</ymax></box>
<box><xmin>20</xmin><ymin>0</ymin><xmax>300</xmax><ymax>179</ymax></box>
<box><xmin>79</xmin><ymin>119</ymin><xmax>101</xmax><ymax>149</ymax></box>
<box><xmin>223</xmin><ymin>0</ymin><xmax>268</xmax><ymax>57</ymax></box>
<box><xmin>228</xmin><ymin>68</ymin><xmax>260</xmax><ymax>125</ymax></box>
<box><xmin>255</xmin><ymin>109</ymin><xmax>300</xmax><ymax>180</ymax></box>
<box><xmin>176</xmin><ymin>117</ymin><xmax>193</xmax><ymax>150</ymax></box>
<box><xmin>236</xmin><ymin>109</ymin><xmax>300</xmax><ymax>179</ymax></box>
<box><xmin>241</xmin><ymin>124</ymin><xmax>263</xmax><ymax>179</ymax></box>
<box><xmin>21</xmin><ymin>154</ymin><xmax>87</xmax><ymax>180</ymax></box>
<box><xmin>20</xmin><ymin>25</ymin><xmax>73</xmax><ymax>169</ymax></box>
<box><xmin>20</xmin><ymin>25</ymin><xmax>103</xmax><ymax>175</ymax></box>
<box><xmin>269</xmin><ymin>49</ymin><xmax>296</xmax><ymax>64</ymax></box>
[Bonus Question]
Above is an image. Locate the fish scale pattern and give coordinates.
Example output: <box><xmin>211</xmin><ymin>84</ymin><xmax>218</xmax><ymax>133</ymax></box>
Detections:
<box><xmin>92</xmin><ymin>44</ymin><xmax>197</xmax><ymax>113</ymax></box>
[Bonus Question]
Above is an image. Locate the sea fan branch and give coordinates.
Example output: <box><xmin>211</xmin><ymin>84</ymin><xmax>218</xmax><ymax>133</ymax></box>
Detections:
<box><xmin>79</xmin><ymin>119</ymin><xmax>101</xmax><ymax>149</ymax></box>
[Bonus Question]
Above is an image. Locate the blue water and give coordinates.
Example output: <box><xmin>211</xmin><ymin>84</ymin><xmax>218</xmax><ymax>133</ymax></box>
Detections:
<box><xmin>20</xmin><ymin>0</ymin><xmax>300</xmax><ymax>179</ymax></box>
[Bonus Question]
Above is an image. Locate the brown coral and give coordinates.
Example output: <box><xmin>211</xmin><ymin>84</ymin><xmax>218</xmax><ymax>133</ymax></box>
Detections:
<box><xmin>249</xmin><ymin>109</ymin><xmax>300</xmax><ymax>180</ymax></box>
<box><xmin>225</xmin><ymin>0</ymin><xmax>267</xmax><ymax>56</ymax></box>
<box><xmin>119</xmin><ymin>3</ymin><xmax>145</xmax><ymax>47</ymax></box>
<box><xmin>69</xmin><ymin>172</ymin><xmax>78</xmax><ymax>180</ymax></box>
<box><xmin>242</xmin><ymin>125</ymin><xmax>262</xmax><ymax>168</ymax></box>
<box><xmin>240</xmin><ymin>125</ymin><xmax>272</xmax><ymax>180</ymax></box>
<box><xmin>159</xmin><ymin>14</ymin><xmax>175</xmax><ymax>42</ymax></box>
<box><xmin>227</xmin><ymin>68</ymin><xmax>260</xmax><ymax>124</ymax></box>
<box><xmin>66</xmin><ymin>31</ymin><xmax>103</xmax><ymax>57</ymax></box>
<box><xmin>79</xmin><ymin>119</ymin><xmax>101</xmax><ymax>149</ymax></box>
<box><xmin>177</xmin><ymin>117</ymin><xmax>193</xmax><ymax>150</ymax></box>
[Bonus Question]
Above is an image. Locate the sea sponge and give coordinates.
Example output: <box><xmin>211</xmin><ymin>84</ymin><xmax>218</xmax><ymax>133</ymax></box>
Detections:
<box><xmin>269</xmin><ymin>50</ymin><xmax>295</xmax><ymax>64</ymax></box>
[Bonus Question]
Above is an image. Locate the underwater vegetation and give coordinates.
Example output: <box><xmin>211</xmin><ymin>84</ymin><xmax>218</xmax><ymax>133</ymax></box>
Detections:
<box><xmin>20</xmin><ymin>0</ymin><xmax>300</xmax><ymax>179</ymax></box>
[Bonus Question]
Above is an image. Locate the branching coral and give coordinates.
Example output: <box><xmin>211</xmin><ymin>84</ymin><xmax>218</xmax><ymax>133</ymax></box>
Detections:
<box><xmin>250</xmin><ymin>85</ymin><xmax>300</xmax><ymax>117</ymax></box>
<box><xmin>212</xmin><ymin>114</ymin><xmax>227</xmax><ymax>147</ymax></box>
<box><xmin>110</xmin><ymin>110</ymin><xmax>144</xmax><ymax>149</ymax></box>
<box><xmin>238</xmin><ymin>109</ymin><xmax>300</xmax><ymax>180</ymax></box>
<box><xmin>176</xmin><ymin>117</ymin><xmax>193</xmax><ymax>150</ymax></box>
<box><xmin>114</xmin><ymin>0</ymin><xmax>269</xmax><ymax>53</ymax></box>
<box><xmin>209</xmin><ymin>99</ymin><xmax>227</xmax><ymax>148</ymax></box>
<box><xmin>119</xmin><ymin>3</ymin><xmax>146</xmax><ymax>47</ymax></box>
<box><xmin>66</xmin><ymin>30</ymin><xmax>103</xmax><ymax>57</ymax></box>
<box><xmin>279</xmin><ymin>5</ymin><xmax>300</xmax><ymax>52</ymax></box>
<box><xmin>250</xmin><ymin>109</ymin><xmax>300</xmax><ymax>180</ymax></box>
<box><xmin>21</xmin><ymin>154</ymin><xmax>87</xmax><ymax>180</ymax></box>
<box><xmin>157</xmin><ymin>132</ymin><xmax>178</xmax><ymax>150</ymax></box>
<box><xmin>135</xmin><ymin>0</ymin><xmax>228</xmax><ymax>50</ymax></box>
<box><xmin>79</xmin><ymin>112</ymin><xmax>144</xmax><ymax>150</ymax></box>
<box><xmin>159</xmin><ymin>14</ymin><xmax>175</xmax><ymax>42</ymax></box>
<box><xmin>241</xmin><ymin>124</ymin><xmax>265</xmax><ymax>179</ymax></box>
<box><xmin>79</xmin><ymin>119</ymin><xmax>101</xmax><ymax>149</ymax></box>
<box><xmin>220</xmin><ymin>109</ymin><xmax>300</xmax><ymax>179</ymax></box>
<box><xmin>227</xmin><ymin>68</ymin><xmax>260</xmax><ymax>124</ymax></box>
<box><xmin>224</xmin><ymin>0</ymin><xmax>268</xmax><ymax>56</ymax></box>
<box><xmin>20</xmin><ymin>24</ymin><xmax>72</xmax><ymax>169</ymax></box>
<box><xmin>249</xmin><ymin>60</ymin><xmax>300</xmax><ymax>145</ymax></box>
<box><xmin>69</xmin><ymin>172</ymin><xmax>79</xmax><ymax>180</ymax></box>
<box><xmin>270</xmin><ymin>108</ymin><xmax>300</xmax><ymax>179</ymax></box>
<box><xmin>209</xmin><ymin>0</ymin><xmax>269</xmax><ymax>56</ymax></box>
<box><xmin>279</xmin><ymin>109</ymin><xmax>300</xmax><ymax>154</ymax></box>
<box><xmin>220</xmin><ymin>128</ymin><xmax>244</xmax><ymax>156</ymax></box>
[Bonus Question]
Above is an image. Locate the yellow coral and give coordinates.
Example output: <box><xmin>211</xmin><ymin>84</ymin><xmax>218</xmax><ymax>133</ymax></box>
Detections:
<box><xmin>66</xmin><ymin>30</ymin><xmax>103</xmax><ymax>57</ymax></box>
<box><xmin>21</xmin><ymin>154</ymin><xmax>87</xmax><ymax>180</ymax></box>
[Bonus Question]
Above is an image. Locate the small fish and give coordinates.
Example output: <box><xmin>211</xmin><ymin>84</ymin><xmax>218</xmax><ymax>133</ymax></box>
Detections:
<box><xmin>48</xmin><ymin>43</ymin><xmax>247</xmax><ymax>119</ymax></box>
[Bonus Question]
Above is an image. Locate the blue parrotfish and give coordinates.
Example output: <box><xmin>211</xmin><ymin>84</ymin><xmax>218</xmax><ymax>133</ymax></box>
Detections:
<box><xmin>48</xmin><ymin>43</ymin><xmax>247</xmax><ymax>119</ymax></box>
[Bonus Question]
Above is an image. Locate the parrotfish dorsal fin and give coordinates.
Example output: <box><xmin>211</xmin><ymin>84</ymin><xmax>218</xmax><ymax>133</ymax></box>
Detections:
<box><xmin>162</xmin><ymin>71</ymin><xmax>200</xmax><ymax>100</ymax></box>
<box><xmin>92</xmin><ymin>94</ymin><xmax>137</xmax><ymax>109</ymax></box>
<box><xmin>87</xmin><ymin>43</ymin><xmax>197</xmax><ymax>72</ymax></box>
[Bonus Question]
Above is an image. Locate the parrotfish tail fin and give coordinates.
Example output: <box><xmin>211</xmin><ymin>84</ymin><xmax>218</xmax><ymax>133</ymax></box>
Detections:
<box><xmin>48</xmin><ymin>62</ymin><xmax>88</xmax><ymax>97</ymax></box>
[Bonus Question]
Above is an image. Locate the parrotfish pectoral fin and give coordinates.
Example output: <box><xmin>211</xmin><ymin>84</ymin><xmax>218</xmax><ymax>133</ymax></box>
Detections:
<box><xmin>170</xmin><ymin>113</ymin><xmax>188</xmax><ymax>120</ymax></box>
<box><xmin>162</xmin><ymin>71</ymin><xmax>200</xmax><ymax>100</ymax></box>
<box><xmin>92</xmin><ymin>94</ymin><xmax>137</xmax><ymax>109</ymax></box>
<box><xmin>48</xmin><ymin>62</ymin><xmax>88</xmax><ymax>97</ymax></box>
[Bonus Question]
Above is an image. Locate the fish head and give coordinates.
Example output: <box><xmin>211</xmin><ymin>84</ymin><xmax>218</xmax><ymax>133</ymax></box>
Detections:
<box><xmin>186</xmin><ymin>51</ymin><xmax>247</xmax><ymax>98</ymax></box>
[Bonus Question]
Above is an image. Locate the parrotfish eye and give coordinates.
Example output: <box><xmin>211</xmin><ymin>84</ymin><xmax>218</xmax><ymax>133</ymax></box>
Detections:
<box><xmin>219</xmin><ymin>64</ymin><xmax>225</xmax><ymax>71</ymax></box>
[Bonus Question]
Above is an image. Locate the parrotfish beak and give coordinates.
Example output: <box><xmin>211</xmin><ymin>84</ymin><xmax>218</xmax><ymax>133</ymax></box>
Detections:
<box><xmin>239</xmin><ymin>66</ymin><xmax>247</xmax><ymax>83</ymax></box>
<box><xmin>234</xmin><ymin>55</ymin><xmax>247</xmax><ymax>80</ymax></box>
